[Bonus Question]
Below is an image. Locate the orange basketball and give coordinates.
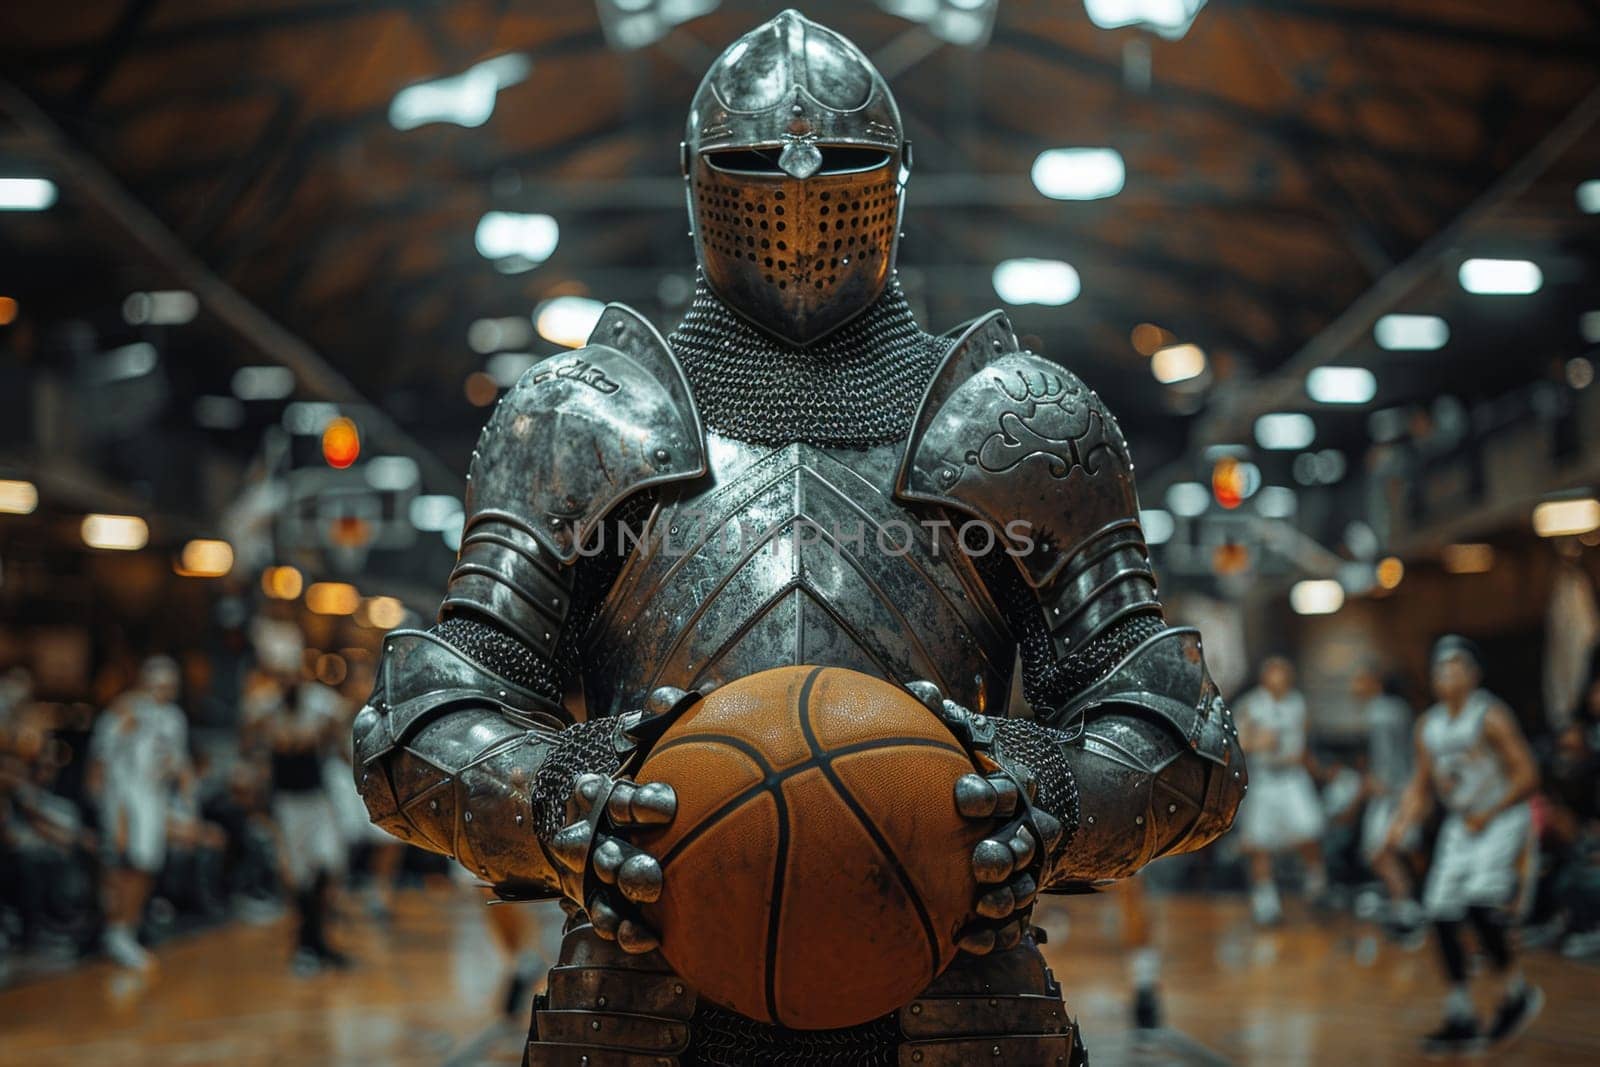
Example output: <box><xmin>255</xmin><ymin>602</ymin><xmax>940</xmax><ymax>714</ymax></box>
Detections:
<box><xmin>631</xmin><ymin>665</ymin><xmax>988</xmax><ymax>1030</ymax></box>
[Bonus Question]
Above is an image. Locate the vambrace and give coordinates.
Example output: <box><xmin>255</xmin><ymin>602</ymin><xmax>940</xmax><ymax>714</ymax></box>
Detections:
<box><xmin>353</xmin><ymin>625</ymin><xmax>604</xmax><ymax>898</ymax></box>
<box><xmin>1041</xmin><ymin>627</ymin><xmax>1246</xmax><ymax>885</ymax></box>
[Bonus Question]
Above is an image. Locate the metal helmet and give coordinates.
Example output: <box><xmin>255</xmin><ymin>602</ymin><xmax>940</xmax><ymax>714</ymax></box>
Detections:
<box><xmin>682</xmin><ymin>9</ymin><xmax>910</xmax><ymax>346</ymax></box>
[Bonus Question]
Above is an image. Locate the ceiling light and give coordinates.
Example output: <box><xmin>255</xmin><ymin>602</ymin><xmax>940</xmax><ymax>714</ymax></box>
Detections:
<box><xmin>1373</xmin><ymin>314</ymin><xmax>1448</xmax><ymax>351</ymax></box>
<box><xmin>82</xmin><ymin>514</ymin><xmax>148</xmax><ymax>551</ymax></box>
<box><xmin>177</xmin><ymin>539</ymin><xmax>234</xmax><ymax>578</ymax></box>
<box><xmin>0</xmin><ymin>178</ymin><xmax>57</xmax><ymax>211</ymax></box>
<box><xmin>1290</xmin><ymin>579</ymin><xmax>1344</xmax><ymax>616</ymax></box>
<box><xmin>486</xmin><ymin>352</ymin><xmax>537</xmax><ymax>387</ymax></box>
<box><xmin>1376</xmin><ymin>556</ymin><xmax>1404</xmax><ymax>590</ymax></box>
<box><xmin>1577</xmin><ymin>180</ymin><xmax>1600</xmax><ymax>215</ymax></box>
<box><xmin>475</xmin><ymin>212</ymin><xmax>559</xmax><ymax>270</ymax></box>
<box><xmin>1084</xmin><ymin>0</ymin><xmax>1207</xmax><ymax>39</ymax></box>
<box><xmin>1458</xmin><ymin>258</ymin><xmax>1542</xmax><ymax>295</ymax></box>
<box><xmin>306</xmin><ymin>582</ymin><xmax>361</xmax><ymax>616</ymax></box>
<box><xmin>409</xmin><ymin>494</ymin><xmax>464</xmax><ymax>532</ymax></box>
<box><xmin>535</xmin><ymin>296</ymin><xmax>606</xmax><ymax>348</ymax></box>
<box><xmin>360</xmin><ymin>596</ymin><xmax>407</xmax><ymax>630</ymax></box>
<box><xmin>1030</xmin><ymin>148</ymin><xmax>1125</xmax><ymax>201</ymax></box>
<box><xmin>1533</xmin><ymin>497</ymin><xmax>1600</xmax><ymax>538</ymax></box>
<box><xmin>992</xmin><ymin>259</ymin><xmax>1081</xmax><ymax>306</ymax></box>
<box><xmin>0</xmin><ymin>479</ymin><xmax>38</xmax><ymax>515</ymax></box>
<box><xmin>468</xmin><ymin>316</ymin><xmax>534</xmax><ymax>354</ymax></box>
<box><xmin>1139</xmin><ymin>508</ymin><xmax>1175</xmax><ymax>545</ymax></box>
<box><xmin>123</xmin><ymin>290</ymin><xmax>199</xmax><ymax>326</ymax></box>
<box><xmin>1255</xmin><ymin>486</ymin><xmax>1297</xmax><ymax>519</ymax></box>
<box><xmin>1151</xmin><ymin>343</ymin><xmax>1206</xmax><ymax>384</ymax></box>
<box><xmin>1306</xmin><ymin>365</ymin><xmax>1377</xmax><ymax>404</ymax></box>
<box><xmin>1166</xmin><ymin>481</ymin><xmax>1209</xmax><ymax>518</ymax></box>
<box><xmin>389</xmin><ymin>54</ymin><xmax>531</xmax><ymax>131</ymax></box>
<box><xmin>231</xmin><ymin>365</ymin><xmax>295</xmax><ymax>401</ymax></box>
<box><xmin>262</xmin><ymin>565</ymin><xmax>304</xmax><ymax>600</ymax></box>
<box><xmin>1255</xmin><ymin>412</ymin><xmax>1315</xmax><ymax>450</ymax></box>
<box><xmin>364</xmin><ymin>456</ymin><xmax>419</xmax><ymax>492</ymax></box>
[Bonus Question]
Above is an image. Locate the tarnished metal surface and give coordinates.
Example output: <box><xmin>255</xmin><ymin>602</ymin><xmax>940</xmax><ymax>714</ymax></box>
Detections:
<box><xmin>464</xmin><ymin>302</ymin><xmax>705</xmax><ymax>565</ymax></box>
<box><xmin>584</xmin><ymin>433</ymin><xmax>1013</xmax><ymax>718</ymax></box>
<box><xmin>684</xmin><ymin>10</ymin><xmax>908</xmax><ymax>344</ymax></box>
<box><xmin>896</xmin><ymin>937</ymin><xmax>1077</xmax><ymax>1064</ymax></box>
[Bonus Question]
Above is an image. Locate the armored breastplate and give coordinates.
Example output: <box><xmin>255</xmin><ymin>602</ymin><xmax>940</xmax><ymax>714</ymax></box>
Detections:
<box><xmin>583</xmin><ymin>433</ymin><xmax>1012</xmax><ymax>718</ymax></box>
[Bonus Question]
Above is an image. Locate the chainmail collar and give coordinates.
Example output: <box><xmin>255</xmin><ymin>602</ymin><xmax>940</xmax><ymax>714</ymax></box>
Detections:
<box><xmin>667</xmin><ymin>272</ymin><xmax>949</xmax><ymax>449</ymax></box>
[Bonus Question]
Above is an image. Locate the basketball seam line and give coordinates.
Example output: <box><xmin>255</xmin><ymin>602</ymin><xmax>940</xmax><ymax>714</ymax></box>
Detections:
<box><xmin>797</xmin><ymin>668</ymin><xmax>944</xmax><ymax>990</ymax></box>
<box><xmin>653</xmin><ymin>734</ymin><xmax>958</xmax><ymax>870</ymax></box>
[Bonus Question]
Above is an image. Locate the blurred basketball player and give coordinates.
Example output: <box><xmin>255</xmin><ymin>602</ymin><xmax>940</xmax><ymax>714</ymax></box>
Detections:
<box><xmin>86</xmin><ymin>656</ymin><xmax>193</xmax><ymax>970</ymax></box>
<box><xmin>1235</xmin><ymin>656</ymin><xmax>1327</xmax><ymax>924</ymax></box>
<box><xmin>244</xmin><ymin>668</ymin><xmax>350</xmax><ymax>972</ymax></box>
<box><xmin>1381</xmin><ymin>635</ymin><xmax>1542</xmax><ymax>1054</ymax></box>
<box><xmin>1352</xmin><ymin>665</ymin><xmax>1424</xmax><ymax>938</ymax></box>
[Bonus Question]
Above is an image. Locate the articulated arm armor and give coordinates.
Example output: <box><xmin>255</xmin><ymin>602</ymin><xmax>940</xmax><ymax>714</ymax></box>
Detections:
<box><xmin>900</xmin><ymin>311</ymin><xmax>1246</xmax><ymax>887</ymax></box>
<box><xmin>352</xmin><ymin>305</ymin><xmax>706</xmax><ymax>896</ymax></box>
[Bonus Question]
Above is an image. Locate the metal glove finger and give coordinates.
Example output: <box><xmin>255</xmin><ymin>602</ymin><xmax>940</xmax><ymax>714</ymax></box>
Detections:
<box><xmin>905</xmin><ymin>680</ymin><xmax>944</xmax><ymax>715</ymax></box>
<box><xmin>549</xmin><ymin>821</ymin><xmax>593</xmax><ymax>874</ymax></box>
<box><xmin>621</xmin><ymin>781</ymin><xmax>677</xmax><ymax>826</ymax></box>
<box><xmin>989</xmin><ymin>774</ymin><xmax>1020</xmax><ymax>818</ymax></box>
<box><xmin>572</xmin><ymin>772</ymin><xmax>608</xmax><ymax>806</ymax></box>
<box><xmin>617</xmin><ymin>919</ymin><xmax>660</xmax><ymax>955</ymax></box>
<box><xmin>971</xmin><ymin>838</ymin><xmax>1016</xmax><ymax>884</ymax></box>
<box><xmin>1009</xmin><ymin>871</ymin><xmax>1039</xmax><ymax>910</ymax></box>
<box><xmin>1032</xmin><ymin>808</ymin><xmax>1064</xmax><ymax>853</ymax></box>
<box><xmin>955</xmin><ymin>924</ymin><xmax>998</xmax><ymax>956</ymax></box>
<box><xmin>976</xmin><ymin>884</ymin><xmax>1016</xmax><ymax>920</ymax></box>
<box><xmin>954</xmin><ymin>773</ymin><xmax>998</xmax><ymax>819</ymax></box>
<box><xmin>591</xmin><ymin>836</ymin><xmax>625</xmax><ymax>884</ymax></box>
<box><xmin>606</xmin><ymin>781</ymin><xmax>638</xmax><ymax>824</ymax></box>
<box><xmin>995</xmin><ymin>918</ymin><xmax>1025</xmax><ymax>951</ymax></box>
<box><xmin>588</xmin><ymin>893</ymin><xmax>622</xmax><ymax>939</ymax></box>
<box><xmin>616</xmin><ymin>851</ymin><xmax>665</xmax><ymax>904</ymax></box>
<box><xmin>1008</xmin><ymin>825</ymin><xmax>1036</xmax><ymax>868</ymax></box>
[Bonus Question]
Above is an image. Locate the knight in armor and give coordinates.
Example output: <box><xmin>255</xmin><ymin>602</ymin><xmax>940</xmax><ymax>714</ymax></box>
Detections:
<box><xmin>352</xmin><ymin>11</ymin><xmax>1244</xmax><ymax>1063</ymax></box>
<box><xmin>1380</xmin><ymin>636</ymin><xmax>1543</xmax><ymax>1054</ymax></box>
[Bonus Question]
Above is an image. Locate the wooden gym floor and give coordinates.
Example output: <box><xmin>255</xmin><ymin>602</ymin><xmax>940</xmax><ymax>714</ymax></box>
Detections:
<box><xmin>0</xmin><ymin>887</ymin><xmax>1595</xmax><ymax>1066</ymax></box>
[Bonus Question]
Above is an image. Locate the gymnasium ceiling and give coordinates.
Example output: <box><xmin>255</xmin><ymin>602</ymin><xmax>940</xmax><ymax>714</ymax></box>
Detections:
<box><xmin>2</xmin><ymin>0</ymin><xmax>1599</xmax><ymax>488</ymax></box>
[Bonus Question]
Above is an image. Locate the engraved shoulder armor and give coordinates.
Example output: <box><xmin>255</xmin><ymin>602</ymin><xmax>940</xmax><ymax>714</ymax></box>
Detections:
<box><xmin>897</xmin><ymin>310</ymin><xmax>1159</xmax><ymax>665</ymax></box>
<box><xmin>443</xmin><ymin>304</ymin><xmax>708</xmax><ymax>658</ymax></box>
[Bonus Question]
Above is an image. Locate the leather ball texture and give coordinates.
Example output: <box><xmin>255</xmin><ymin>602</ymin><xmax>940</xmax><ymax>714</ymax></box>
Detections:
<box><xmin>632</xmin><ymin>665</ymin><xmax>987</xmax><ymax>1030</ymax></box>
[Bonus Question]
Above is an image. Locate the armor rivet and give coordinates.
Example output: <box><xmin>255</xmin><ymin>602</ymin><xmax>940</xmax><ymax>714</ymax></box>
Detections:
<box><xmin>1087</xmin><ymin>816</ymin><xmax>1095</xmax><ymax>825</ymax></box>
<box><xmin>674</xmin><ymin>983</ymin><xmax>686</xmax><ymax>994</ymax></box>
<box><xmin>597</xmin><ymin>995</ymin><xmax>607</xmax><ymax>1007</ymax></box>
<box><xmin>1135</xmin><ymin>815</ymin><xmax>1144</xmax><ymax>825</ymax></box>
<box><xmin>613</xmin><ymin>320</ymin><xmax>624</xmax><ymax>333</ymax></box>
<box><xmin>988</xmin><ymin>998</ymin><xmax>998</xmax><ymax>1007</ymax></box>
<box><xmin>591</xmin><ymin>1020</ymin><xmax>601</xmax><ymax>1031</ymax></box>
<box><xmin>549</xmin><ymin>517</ymin><xmax>563</xmax><ymax>529</ymax></box>
<box><xmin>654</xmin><ymin>448</ymin><xmax>671</xmax><ymax>464</ymax></box>
<box><xmin>498</xmin><ymin>690</ymin><xmax>507</xmax><ymax>698</ymax></box>
<box><xmin>791</xmin><ymin>103</ymin><xmax>803</xmax><ymax>115</ymax></box>
<box><xmin>515</xmin><ymin>813</ymin><xmax>524</xmax><ymax>825</ymax></box>
<box><xmin>1233</xmin><ymin>770</ymin><xmax>1241</xmax><ymax>778</ymax></box>
<box><xmin>992</xmin><ymin>1046</ymin><xmax>1002</xmax><ymax>1056</ymax></box>
<box><xmin>429</xmin><ymin>800</ymin><xmax>439</xmax><ymax>813</ymax></box>
<box><xmin>1168</xmin><ymin>804</ymin><xmax>1177</xmax><ymax>814</ymax></box>
<box><xmin>464</xmin><ymin>811</ymin><xmax>473</xmax><ymax>822</ymax></box>
<box><xmin>991</xmin><ymin>339</ymin><xmax>1003</xmax><ymax>352</ymax></box>
<box><xmin>361</xmin><ymin>772</ymin><xmax>369</xmax><ymax>784</ymax></box>
<box><xmin>912</xmin><ymin>1054</ymin><xmax>923</xmax><ymax>1064</ymax></box>
<box><xmin>911</xmin><ymin>1003</ymin><xmax>922</xmax><ymax>1014</ymax></box>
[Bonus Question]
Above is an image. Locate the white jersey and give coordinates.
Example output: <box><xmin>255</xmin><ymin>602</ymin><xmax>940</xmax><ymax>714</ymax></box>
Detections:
<box><xmin>1237</xmin><ymin>687</ymin><xmax>1308</xmax><ymax>770</ymax></box>
<box><xmin>1364</xmin><ymin>694</ymin><xmax>1413</xmax><ymax>795</ymax></box>
<box><xmin>89</xmin><ymin>695</ymin><xmax>187</xmax><ymax>808</ymax></box>
<box><xmin>1420</xmin><ymin>689</ymin><xmax>1507</xmax><ymax>816</ymax></box>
